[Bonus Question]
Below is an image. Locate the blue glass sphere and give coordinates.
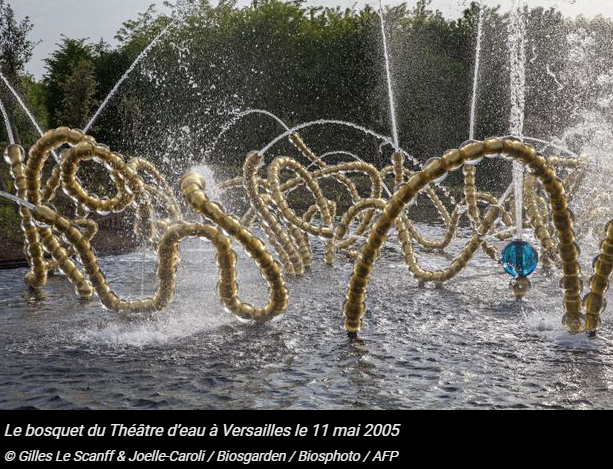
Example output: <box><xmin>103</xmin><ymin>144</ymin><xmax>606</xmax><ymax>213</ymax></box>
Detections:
<box><xmin>501</xmin><ymin>240</ymin><xmax>538</xmax><ymax>277</ymax></box>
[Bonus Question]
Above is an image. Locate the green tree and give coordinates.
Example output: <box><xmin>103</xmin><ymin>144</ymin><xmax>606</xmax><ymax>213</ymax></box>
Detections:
<box><xmin>58</xmin><ymin>60</ymin><xmax>98</xmax><ymax>128</ymax></box>
<box><xmin>0</xmin><ymin>0</ymin><xmax>35</xmax><ymax>78</ymax></box>
<box><xmin>0</xmin><ymin>0</ymin><xmax>37</xmax><ymax>143</ymax></box>
<box><xmin>43</xmin><ymin>37</ymin><xmax>96</xmax><ymax>127</ymax></box>
<box><xmin>0</xmin><ymin>0</ymin><xmax>41</xmax><ymax>247</ymax></box>
<box><xmin>32</xmin><ymin>0</ymin><xmax>613</xmax><ymax>182</ymax></box>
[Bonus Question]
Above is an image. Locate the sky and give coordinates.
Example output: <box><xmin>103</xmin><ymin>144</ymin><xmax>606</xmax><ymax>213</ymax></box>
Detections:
<box><xmin>11</xmin><ymin>0</ymin><xmax>613</xmax><ymax>79</ymax></box>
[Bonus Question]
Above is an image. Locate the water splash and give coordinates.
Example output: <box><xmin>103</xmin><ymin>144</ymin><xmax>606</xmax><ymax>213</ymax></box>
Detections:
<box><xmin>469</xmin><ymin>2</ymin><xmax>485</xmax><ymax>140</ymax></box>
<box><xmin>236</xmin><ymin>109</ymin><xmax>290</xmax><ymax>131</ymax></box>
<box><xmin>546</xmin><ymin>64</ymin><xmax>564</xmax><ymax>91</ymax></box>
<box><xmin>303</xmin><ymin>150</ymin><xmax>394</xmax><ymax>198</ymax></box>
<box><xmin>530</xmin><ymin>44</ymin><xmax>538</xmax><ymax>64</ymax></box>
<box><xmin>523</xmin><ymin>136</ymin><xmax>579</xmax><ymax>158</ymax></box>
<box><xmin>0</xmin><ymin>97</ymin><xmax>15</xmax><ymax>145</ymax></box>
<box><xmin>508</xmin><ymin>0</ymin><xmax>526</xmax><ymax>134</ymax></box>
<box><xmin>494</xmin><ymin>183</ymin><xmax>514</xmax><ymax>210</ymax></box>
<box><xmin>258</xmin><ymin>119</ymin><xmax>419</xmax><ymax>167</ymax></box>
<box><xmin>508</xmin><ymin>0</ymin><xmax>527</xmax><ymax>240</ymax></box>
<box><xmin>84</xmin><ymin>20</ymin><xmax>177</xmax><ymax>133</ymax></box>
<box><xmin>204</xmin><ymin>108</ymin><xmax>288</xmax><ymax>162</ymax></box>
<box><xmin>191</xmin><ymin>164</ymin><xmax>223</xmax><ymax>202</ymax></box>
<box><xmin>140</xmin><ymin>241</ymin><xmax>148</xmax><ymax>298</ymax></box>
<box><xmin>557</xmin><ymin>27</ymin><xmax>613</xmax><ymax>246</ymax></box>
<box><xmin>378</xmin><ymin>1</ymin><xmax>400</xmax><ymax>147</ymax></box>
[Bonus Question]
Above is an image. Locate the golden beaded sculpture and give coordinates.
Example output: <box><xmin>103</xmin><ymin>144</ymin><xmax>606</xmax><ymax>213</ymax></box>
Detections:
<box><xmin>2</xmin><ymin>127</ymin><xmax>609</xmax><ymax>338</ymax></box>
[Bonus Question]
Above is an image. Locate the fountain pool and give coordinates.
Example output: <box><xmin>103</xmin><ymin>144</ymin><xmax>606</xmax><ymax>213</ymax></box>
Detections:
<box><xmin>2</xmin><ymin>232</ymin><xmax>612</xmax><ymax>410</ymax></box>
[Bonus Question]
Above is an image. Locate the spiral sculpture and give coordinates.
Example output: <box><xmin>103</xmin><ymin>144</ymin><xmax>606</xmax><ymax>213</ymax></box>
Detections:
<box><xmin>2</xmin><ymin>127</ymin><xmax>609</xmax><ymax>337</ymax></box>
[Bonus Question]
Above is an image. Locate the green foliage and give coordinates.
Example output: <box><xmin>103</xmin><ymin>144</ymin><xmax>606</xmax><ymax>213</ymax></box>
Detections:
<box><xmin>0</xmin><ymin>204</ymin><xmax>20</xmax><ymax>242</ymax></box>
<box><xmin>2</xmin><ymin>0</ymin><xmax>613</xmax><ymax>185</ymax></box>
<box><xmin>0</xmin><ymin>0</ymin><xmax>36</xmax><ymax>77</ymax></box>
<box><xmin>58</xmin><ymin>60</ymin><xmax>98</xmax><ymax>128</ymax></box>
<box><xmin>43</xmin><ymin>37</ymin><xmax>97</xmax><ymax>128</ymax></box>
<box><xmin>0</xmin><ymin>159</ymin><xmax>21</xmax><ymax>244</ymax></box>
<box><xmin>11</xmin><ymin>74</ymin><xmax>48</xmax><ymax>144</ymax></box>
<box><xmin>0</xmin><ymin>0</ymin><xmax>39</xmax><ymax>146</ymax></box>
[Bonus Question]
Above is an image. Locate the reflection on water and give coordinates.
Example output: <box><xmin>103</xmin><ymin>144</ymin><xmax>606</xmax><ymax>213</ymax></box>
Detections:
<box><xmin>0</xmin><ymin>223</ymin><xmax>612</xmax><ymax>409</ymax></box>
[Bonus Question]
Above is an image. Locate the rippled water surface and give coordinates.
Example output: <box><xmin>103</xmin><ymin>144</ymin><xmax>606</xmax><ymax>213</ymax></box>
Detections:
<box><xmin>1</xmin><ymin>223</ymin><xmax>612</xmax><ymax>409</ymax></box>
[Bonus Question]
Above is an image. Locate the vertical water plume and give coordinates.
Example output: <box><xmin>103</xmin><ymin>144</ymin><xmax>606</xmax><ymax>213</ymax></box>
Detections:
<box><xmin>378</xmin><ymin>1</ymin><xmax>400</xmax><ymax>148</ymax></box>
<box><xmin>508</xmin><ymin>0</ymin><xmax>527</xmax><ymax>239</ymax></box>
<box><xmin>469</xmin><ymin>2</ymin><xmax>485</xmax><ymax>140</ymax></box>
